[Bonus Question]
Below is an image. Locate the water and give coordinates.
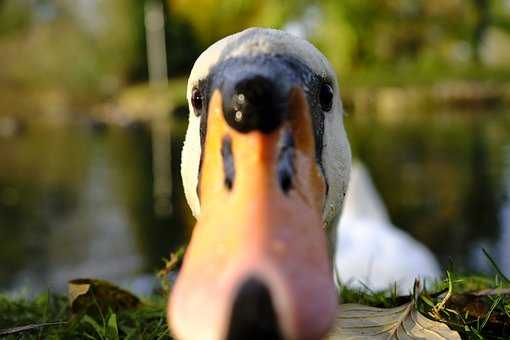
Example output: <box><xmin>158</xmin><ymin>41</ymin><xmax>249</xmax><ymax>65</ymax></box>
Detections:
<box><xmin>0</xmin><ymin>122</ymin><xmax>189</xmax><ymax>294</ymax></box>
<box><xmin>0</xmin><ymin>109</ymin><xmax>509</xmax><ymax>294</ymax></box>
<box><xmin>498</xmin><ymin>144</ymin><xmax>510</xmax><ymax>273</ymax></box>
<box><xmin>347</xmin><ymin>109</ymin><xmax>510</xmax><ymax>275</ymax></box>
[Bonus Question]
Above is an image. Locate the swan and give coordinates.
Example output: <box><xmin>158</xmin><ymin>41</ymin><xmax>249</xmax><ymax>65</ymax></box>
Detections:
<box><xmin>171</xmin><ymin>27</ymin><xmax>347</xmax><ymax>340</ymax></box>
<box><xmin>335</xmin><ymin>161</ymin><xmax>441</xmax><ymax>294</ymax></box>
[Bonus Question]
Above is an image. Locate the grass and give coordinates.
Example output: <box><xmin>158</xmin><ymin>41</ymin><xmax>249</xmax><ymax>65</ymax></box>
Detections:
<box><xmin>1</xmin><ymin>275</ymin><xmax>508</xmax><ymax>339</ymax></box>
<box><xmin>1</xmin><ymin>249</ymin><xmax>509</xmax><ymax>339</ymax></box>
<box><xmin>0</xmin><ymin>293</ymin><xmax>170</xmax><ymax>339</ymax></box>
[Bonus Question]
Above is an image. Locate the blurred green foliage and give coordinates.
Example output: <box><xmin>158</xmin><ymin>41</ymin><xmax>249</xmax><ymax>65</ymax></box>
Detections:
<box><xmin>169</xmin><ymin>0</ymin><xmax>304</xmax><ymax>45</ymax></box>
<box><xmin>1</xmin><ymin>0</ymin><xmax>510</xmax><ymax>112</ymax></box>
<box><xmin>168</xmin><ymin>0</ymin><xmax>510</xmax><ymax>76</ymax></box>
<box><xmin>0</xmin><ymin>0</ymin><xmax>144</xmax><ymax>116</ymax></box>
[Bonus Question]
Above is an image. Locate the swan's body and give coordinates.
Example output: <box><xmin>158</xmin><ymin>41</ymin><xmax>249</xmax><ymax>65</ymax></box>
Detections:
<box><xmin>336</xmin><ymin>162</ymin><xmax>440</xmax><ymax>294</ymax></box>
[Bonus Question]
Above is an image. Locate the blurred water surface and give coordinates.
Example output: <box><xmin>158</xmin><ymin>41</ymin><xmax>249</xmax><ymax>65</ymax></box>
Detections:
<box><xmin>0</xmin><ymin>122</ymin><xmax>189</xmax><ymax>294</ymax></box>
<box><xmin>348</xmin><ymin>109</ymin><xmax>510</xmax><ymax>275</ymax></box>
<box><xmin>0</xmin><ymin>109</ymin><xmax>509</xmax><ymax>294</ymax></box>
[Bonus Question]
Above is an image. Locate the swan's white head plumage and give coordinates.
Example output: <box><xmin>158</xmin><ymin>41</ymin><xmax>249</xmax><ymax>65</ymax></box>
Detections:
<box><xmin>181</xmin><ymin>27</ymin><xmax>351</xmax><ymax>226</ymax></box>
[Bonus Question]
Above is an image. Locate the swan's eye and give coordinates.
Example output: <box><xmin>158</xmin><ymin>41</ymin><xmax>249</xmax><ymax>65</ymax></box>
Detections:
<box><xmin>319</xmin><ymin>83</ymin><xmax>334</xmax><ymax>112</ymax></box>
<box><xmin>191</xmin><ymin>87</ymin><xmax>203</xmax><ymax>115</ymax></box>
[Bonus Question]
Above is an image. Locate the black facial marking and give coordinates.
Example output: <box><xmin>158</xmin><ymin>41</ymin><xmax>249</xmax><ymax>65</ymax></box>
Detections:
<box><xmin>223</xmin><ymin>75</ymin><xmax>287</xmax><ymax>134</ymax></box>
<box><xmin>197</xmin><ymin>77</ymin><xmax>212</xmax><ymax>148</ymax></box>
<box><xmin>196</xmin><ymin>77</ymin><xmax>212</xmax><ymax>200</ymax></box>
<box><xmin>277</xmin><ymin>130</ymin><xmax>294</xmax><ymax>194</ymax></box>
<box><xmin>208</xmin><ymin>54</ymin><xmax>327</xmax><ymax>170</ymax></box>
<box><xmin>269</xmin><ymin>55</ymin><xmax>327</xmax><ymax>173</ymax></box>
<box><xmin>194</xmin><ymin>53</ymin><xmax>332</xmax><ymax>199</ymax></box>
<box><xmin>221</xmin><ymin>135</ymin><xmax>235</xmax><ymax>190</ymax></box>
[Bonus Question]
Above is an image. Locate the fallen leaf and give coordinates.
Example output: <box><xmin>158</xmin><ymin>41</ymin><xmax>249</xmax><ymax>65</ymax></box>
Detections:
<box><xmin>68</xmin><ymin>280</ymin><xmax>92</xmax><ymax>307</ymax></box>
<box><xmin>326</xmin><ymin>302</ymin><xmax>461</xmax><ymax>339</ymax></box>
<box><xmin>68</xmin><ymin>278</ymin><xmax>141</xmax><ymax>315</ymax></box>
<box><xmin>445</xmin><ymin>291</ymin><xmax>510</xmax><ymax>332</ymax></box>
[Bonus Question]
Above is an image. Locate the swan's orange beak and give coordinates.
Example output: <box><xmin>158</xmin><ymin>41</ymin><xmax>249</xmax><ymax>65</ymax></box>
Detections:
<box><xmin>169</xmin><ymin>88</ymin><xmax>337</xmax><ymax>340</ymax></box>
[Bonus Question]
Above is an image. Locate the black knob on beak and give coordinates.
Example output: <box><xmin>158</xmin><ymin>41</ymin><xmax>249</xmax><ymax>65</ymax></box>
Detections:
<box><xmin>223</xmin><ymin>75</ymin><xmax>287</xmax><ymax>134</ymax></box>
<box><xmin>226</xmin><ymin>278</ymin><xmax>283</xmax><ymax>340</ymax></box>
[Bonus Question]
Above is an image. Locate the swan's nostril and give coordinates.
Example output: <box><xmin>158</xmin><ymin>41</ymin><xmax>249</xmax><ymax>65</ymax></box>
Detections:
<box><xmin>277</xmin><ymin>130</ymin><xmax>295</xmax><ymax>194</ymax></box>
<box><xmin>226</xmin><ymin>278</ymin><xmax>283</xmax><ymax>340</ymax></box>
<box><xmin>221</xmin><ymin>135</ymin><xmax>235</xmax><ymax>190</ymax></box>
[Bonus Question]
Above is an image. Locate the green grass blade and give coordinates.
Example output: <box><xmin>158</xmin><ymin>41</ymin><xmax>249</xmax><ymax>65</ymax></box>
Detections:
<box><xmin>482</xmin><ymin>248</ymin><xmax>510</xmax><ymax>284</ymax></box>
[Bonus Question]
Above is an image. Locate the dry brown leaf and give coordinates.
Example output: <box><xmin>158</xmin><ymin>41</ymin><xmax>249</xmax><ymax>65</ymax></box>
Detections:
<box><xmin>68</xmin><ymin>278</ymin><xmax>141</xmax><ymax>315</ymax></box>
<box><xmin>326</xmin><ymin>303</ymin><xmax>461</xmax><ymax>340</ymax></box>
<box><xmin>68</xmin><ymin>280</ymin><xmax>92</xmax><ymax>306</ymax></box>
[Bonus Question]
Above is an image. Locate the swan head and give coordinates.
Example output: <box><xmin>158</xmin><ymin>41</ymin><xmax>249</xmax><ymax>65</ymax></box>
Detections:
<box><xmin>170</xmin><ymin>28</ymin><xmax>351</xmax><ymax>340</ymax></box>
